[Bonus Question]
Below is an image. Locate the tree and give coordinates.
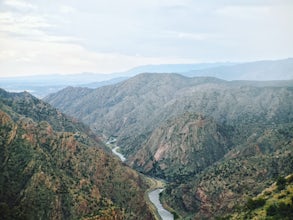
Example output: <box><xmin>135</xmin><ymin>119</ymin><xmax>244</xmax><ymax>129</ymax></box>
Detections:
<box><xmin>276</xmin><ymin>176</ymin><xmax>286</xmax><ymax>191</ymax></box>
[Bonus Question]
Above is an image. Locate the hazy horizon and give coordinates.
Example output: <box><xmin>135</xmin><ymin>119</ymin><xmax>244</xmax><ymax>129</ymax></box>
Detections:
<box><xmin>1</xmin><ymin>0</ymin><xmax>293</xmax><ymax>77</ymax></box>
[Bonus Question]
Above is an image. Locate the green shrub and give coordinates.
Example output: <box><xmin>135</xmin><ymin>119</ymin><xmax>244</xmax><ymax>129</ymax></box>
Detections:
<box><xmin>276</xmin><ymin>176</ymin><xmax>286</xmax><ymax>191</ymax></box>
<box><xmin>266</xmin><ymin>202</ymin><xmax>293</xmax><ymax>218</ymax></box>
<box><xmin>246</xmin><ymin>197</ymin><xmax>266</xmax><ymax>210</ymax></box>
<box><xmin>266</xmin><ymin>203</ymin><xmax>278</xmax><ymax>216</ymax></box>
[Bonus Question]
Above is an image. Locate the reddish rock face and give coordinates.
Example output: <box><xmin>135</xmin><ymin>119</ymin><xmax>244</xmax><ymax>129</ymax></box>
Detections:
<box><xmin>129</xmin><ymin>113</ymin><xmax>232</xmax><ymax>180</ymax></box>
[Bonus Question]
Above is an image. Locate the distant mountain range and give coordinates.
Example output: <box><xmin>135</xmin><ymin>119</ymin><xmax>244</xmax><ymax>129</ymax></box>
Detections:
<box><xmin>185</xmin><ymin>58</ymin><xmax>293</xmax><ymax>80</ymax></box>
<box><xmin>45</xmin><ymin>73</ymin><xmax>293</xmax><ymax>218</ymax></box>
<box><xmin>0</xmin><ymin>74</ymin><xmax>129</xmax><ymax>98</ymax></box>
<box><xmin>1</xmin><ymin>58</ymin><xmax>292</xmax><ymax>97</ymax></box>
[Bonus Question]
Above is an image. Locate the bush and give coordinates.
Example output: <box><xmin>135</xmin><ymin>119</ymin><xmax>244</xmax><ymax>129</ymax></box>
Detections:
<box><xmin>266</xmin><ymin>203</ymin><xmax>278</xmax><ymax>216</ymax></box>
<box><xmin>276</xmin><ymin>176</ymin><xmax>286</xmax><ymax>191</ymax></box>
<box><xmin>266</xmin><ymin>202</ymin><xmax>293</xmax><ymax>218</ymax></box>
<box><xmin>0</xmin><ymin>202</ymin><xmax>11</xmax><ymax>219</ymax></box>
<box><xmin>246</xmin><ymin>197</ymin><xmax>266</xmax><ymax>210</ymax></box>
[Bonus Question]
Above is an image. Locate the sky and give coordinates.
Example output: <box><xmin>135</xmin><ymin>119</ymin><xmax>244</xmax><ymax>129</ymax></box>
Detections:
<box><xmin>0</xmin><ymin>0</ymin><xmax>292</xmax><ymax>77</ymax></box>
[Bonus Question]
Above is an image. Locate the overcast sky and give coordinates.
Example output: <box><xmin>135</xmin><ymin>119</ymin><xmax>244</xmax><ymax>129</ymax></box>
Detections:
<box><xmin>0</xmin><ymin>0</ymin><xmax>292</xmax><ymax>77</ymax></box>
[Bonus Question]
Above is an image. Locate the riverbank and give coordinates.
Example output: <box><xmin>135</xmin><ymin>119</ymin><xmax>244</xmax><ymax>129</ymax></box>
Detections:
<box><xmin>144</xmin><ymin>177</ymin><xmax>166</xmax><ymax>220</ymax></box>
<box><xmin>148</xmin><ymin>189</ymin><xmax>174</xmax><ymax>220</ymax></box>
<box><xmin>144</xmin><ymin>177</ymin><xmax>174</xmax><ymax>220</ymax></box>
<box><xmin>105</xmin><ymin>138</ymin><xmax>173</xmax><ymax>220</ymax></box>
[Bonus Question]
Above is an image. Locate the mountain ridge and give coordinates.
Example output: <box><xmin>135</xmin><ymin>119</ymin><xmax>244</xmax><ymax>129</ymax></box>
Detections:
<box><xmin>2</xmin><ymin>58</ymin><xmax>293</xmax><ymax>97</ymax></box>
<box><xmin>0</xmin><ymin>88</ymin><xmax>155</xmax><ymax>219</ymax></box>
<box><xmin>44</xmin><ymin>73</ymin><xmax>293</xmax><ymax>218</ymax></box>
<box><xmin>45</xmin><ymin>73</ymin><xmax>293</xmax><ymax>151</ymax></box>
<box><xmin>129</xmin><ymin>113</ymin><xmax>233</xmax><ymax>181</ymax></box>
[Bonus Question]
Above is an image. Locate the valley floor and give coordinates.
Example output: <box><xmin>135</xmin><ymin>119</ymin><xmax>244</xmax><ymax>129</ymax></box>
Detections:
<box><xmin>106</xmin><ymin>139</ymin><xmax>173</xmax><ymax>220</ymax></box>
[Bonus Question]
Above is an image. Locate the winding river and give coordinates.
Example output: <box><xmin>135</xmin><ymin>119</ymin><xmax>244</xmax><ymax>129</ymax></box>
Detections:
<box><xmin>148</xmin><ymin>189</ymin><xmax>174</xmax><ymax>220</ymax></box>
<box><xmin>112</xmin><ymin>146</ymin><xmax>126</xmax><ymax>162</ymax></box>
<box><xmin>107</xmin><ymin>139</ymin><xmax>173</xmax><ymax>220</ymax></box>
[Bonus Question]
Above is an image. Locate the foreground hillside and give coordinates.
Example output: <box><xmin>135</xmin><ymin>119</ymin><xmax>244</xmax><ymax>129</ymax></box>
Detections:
<box><xmin>161</xmin><ymin>123</ymin><xmax>293</xmax><ymax>218</ymax></box>
<box><xmin>0</xmin><ymin>89</ymin><xmax>154</xmax><ymax>220</ymax></box>
<box><xmin>229</xmin><ymin>174</ymin><xmax>293</xmax><ymax>219</ymax></box>
<box><xmin>45</xmin><ymin>73</ymin><xmax>293</xmax><ymax>218</ymax></box>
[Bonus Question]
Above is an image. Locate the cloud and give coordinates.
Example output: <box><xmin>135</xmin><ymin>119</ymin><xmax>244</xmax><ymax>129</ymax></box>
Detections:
<box><xmin>3</xmin><ymin>0</ymin><xmax>37</xmax><ymax>10</ymax></box>
<box><xmin>0</xmin><ymin>12</ymin><xmax>52</xmax><ymax>37</ymax></box>
<box><xmin>0</xmin><ymin>0</ymin><xmax>292</xmax><ymax>76</ymax></box>
<box><xmin>216</xmin><ymin>5</ymin><xmax>271</xmax><ymax>19</ymax></box>
<box><xmin>0</xmin><ymin>32</ymin><xmax>195</xmax><ymax>76</ymax></box>
<box><xmin>0</xmin><ymin>11</ymin><xmax>81</xmax><ymax>44</ymax></box>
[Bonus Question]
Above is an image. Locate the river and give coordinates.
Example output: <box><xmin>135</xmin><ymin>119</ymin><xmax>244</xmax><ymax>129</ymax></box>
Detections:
<box><xmin>148</xmin><ymin>189</ymin><xmax>174</xmax><ymax>220</ymax></box>
<box><xmin>112</xmin><ymin>146</ymin><xmax>126</xmax><ymax>162</ymax></box>
<box><xmin>106</xmin><ymin>139</ymin><xmax>173</xmax><ymax>220</ymax></box>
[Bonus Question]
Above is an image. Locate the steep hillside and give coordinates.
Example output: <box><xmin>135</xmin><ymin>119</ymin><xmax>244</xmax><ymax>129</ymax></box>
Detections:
<box><xmin>42</xmin><ymin>87</ymin><xmax>93</xmax><ymax>113</ymax></box>
<box><xmin>128</xmin><ymin>110</ymin><xmax>293</xmax><ymax>218</ymax></box>
<box><xmin>0</xmin><ymin>89</ymin><xmax>154</xmax><ymax>220</ymax></box>
<box><xmin>45</xmin><ymin>74</ymin><xmax>224</xmax><ymax>142</ymax></box>
<box><xmin>129</xmin><ymin>113</ymin><xmax>233</xmax><ymax>181</ymax></box>
<box><xmin>228</xmin><ymin>174</ymin><xmax>293</xmax><ymax>220</ymax></box>
<box><xmin>0</xmin><ymin>89</ymin><xmax>94</xmax><ymax>135</ymax></box>
<box><xmin>44</xmin><ymin>73</ymin><xmax>293</xmax><ymax>218</ymax></box>
<box><xmin>161</xmin><ymin>124</ymin><xmax>293</xmax><ymax>219</ymax></box>
<box><xmin>45</xmin><ymin>74</ymin><xmax>293</xmax><ymax>156</ymax></box>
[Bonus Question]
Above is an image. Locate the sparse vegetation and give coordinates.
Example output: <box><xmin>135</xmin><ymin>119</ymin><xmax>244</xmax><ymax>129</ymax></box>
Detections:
<box><xmin>227</xmin><ymin>174</ymin><xmax>293</xmax><ymax>219</ymax></box>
